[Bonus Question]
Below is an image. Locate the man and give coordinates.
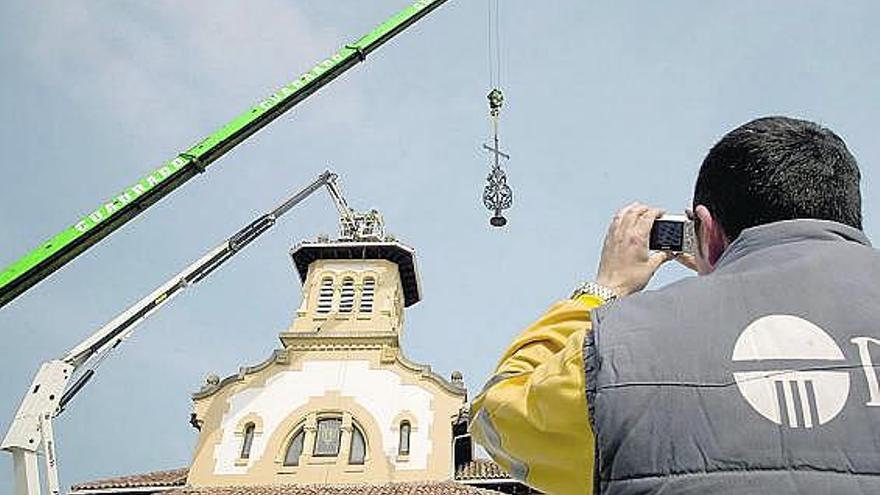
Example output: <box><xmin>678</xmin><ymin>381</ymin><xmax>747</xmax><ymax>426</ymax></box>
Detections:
<box><xmin>471</xmin><ymin>116</ymin><xmax>880</xmax><ymax>494</ymax></box>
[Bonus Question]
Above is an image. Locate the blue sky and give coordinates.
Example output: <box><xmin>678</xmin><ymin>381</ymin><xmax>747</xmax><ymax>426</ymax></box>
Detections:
<box><xmin>1</xmin><ymin>0</ymin><xmax>878</xmax><ymax>490</ymax></box>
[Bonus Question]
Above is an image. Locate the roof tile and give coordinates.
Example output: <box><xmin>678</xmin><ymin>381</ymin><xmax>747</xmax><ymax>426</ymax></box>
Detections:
<box><xmin>71</xmin><ymin>467</ymin><xmax>188</xmax><ymax>491</ymax></box>
<box><xmin>166</xmin><ymin>481</ymin><xmax>498</xmax><ymax>495</ymax></box>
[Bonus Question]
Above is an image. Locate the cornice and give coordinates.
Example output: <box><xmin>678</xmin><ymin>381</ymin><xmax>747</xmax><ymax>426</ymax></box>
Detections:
<box><xmin>192</xmin><ymin>340</ymin><xmax>467</xmax><ymax>401</ymax></box>
<box><xmin>192</xmin><ymin>349</ymin><xmax>289</xmax><ymax>400</ymax></box>
<box><xmin>279</xmin><ymin>331</ymin><xmax>399</xmax><ymax>351</ymax></box>
<box><xmin>395</xmin><ymin>352</ymin><xmax>467</xmax><ymax>397</ymax></box>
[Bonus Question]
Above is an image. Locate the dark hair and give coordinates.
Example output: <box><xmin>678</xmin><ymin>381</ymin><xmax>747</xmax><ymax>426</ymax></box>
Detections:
<box><xmin>693</xmin><ymin>116</ymin><xmax>862</xmax><ymax>240</ymax></box>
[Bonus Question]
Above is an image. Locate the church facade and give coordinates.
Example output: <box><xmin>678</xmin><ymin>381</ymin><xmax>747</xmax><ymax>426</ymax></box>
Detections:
<box><xmin>70</xmin><ymin>237</ymin><xmax>536</xmax><ymax>495</ymax></box>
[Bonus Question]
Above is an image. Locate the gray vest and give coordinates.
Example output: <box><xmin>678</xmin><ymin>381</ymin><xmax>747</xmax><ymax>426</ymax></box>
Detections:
<box><xmin>585</xmin><ymin>220</ymin><xmax>880</xmax><ymax>494</ymax></box>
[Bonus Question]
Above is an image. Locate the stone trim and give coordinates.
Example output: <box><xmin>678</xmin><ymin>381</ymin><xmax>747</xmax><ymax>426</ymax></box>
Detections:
<box><xmin>193</xmin><ymin>347</ymin><xmax>465</xmax><ymax>401</ymax></box>
<box><xmin>192</xmin><ymin>350</ymin><xmax>287</xmax><ymax>400</ymax></box>
<box><xmin>396</xmin><ymin>354</ymin><xmax>467</xmax><ymax>397</ymax></box>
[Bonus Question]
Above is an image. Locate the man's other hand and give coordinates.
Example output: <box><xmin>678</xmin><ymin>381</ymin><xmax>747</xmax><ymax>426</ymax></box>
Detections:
<box><xmin>674</xmin><ymin>253</ymin><xmax>699</xmax><ymax>272</ymax></box>
<box><xmin>596</xmin><ymin>203</ymin><xmax>673</xmax><ymax>298</ymax></box>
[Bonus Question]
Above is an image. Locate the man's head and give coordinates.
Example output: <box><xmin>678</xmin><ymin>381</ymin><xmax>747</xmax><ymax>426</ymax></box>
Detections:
<box><xmin>691</xmin><ymin>116</ymin><xmax>862</xmax><ymax>273</ymax></box>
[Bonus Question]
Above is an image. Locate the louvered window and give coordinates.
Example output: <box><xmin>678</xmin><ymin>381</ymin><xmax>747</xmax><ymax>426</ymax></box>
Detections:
<box><xmin>360</xmin><ymin>278</ymin><xmax>375</xmax><ymax>313</ymax></box>
<box><xmin>316</xmin><ymin>278</ymin><xmax>334</xmax><ymax>314</ymax></box>
<box><xmin>339</xmin><ymin>278</ymin><xmax>355</xmax><ymax>313</ymax></box>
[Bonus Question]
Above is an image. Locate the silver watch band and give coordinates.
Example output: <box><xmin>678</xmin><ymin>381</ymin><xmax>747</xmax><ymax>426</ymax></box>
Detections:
<box><xmin>571</xmin><ymin>281</ymin><xmax>618</xmax><ymax>303</ymax></box>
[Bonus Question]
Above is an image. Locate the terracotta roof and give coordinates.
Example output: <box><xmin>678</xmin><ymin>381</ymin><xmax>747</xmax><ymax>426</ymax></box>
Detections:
<box><xmin>69</xmin><ymin>468</ymin><xmax>506</xmax><ymax>494</ymax></box>
<box><xmin>165</xmin><ymin>482</ymin><xmax>498</xmax><ymax>495</ymax></box>
<box><xmin>455</xmin><ymin>460</ymin><xmax>511</xmax><ymax>481</ymax></box>
<box><xmin>70</xmin><ymin>467</ymin><xmax>188</xmax><ymax>491</ymax></box>
<box><xmin>69</xmin><ymin>464</ymin><xmax>511</xmax><ymax>494</ymax></box>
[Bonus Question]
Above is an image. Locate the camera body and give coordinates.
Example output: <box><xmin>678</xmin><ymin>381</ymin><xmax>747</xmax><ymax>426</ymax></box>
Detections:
<box><xmin>649</xmin><ymin>215</ymin><xmax>695</xmax><ymax>255</ymax></box>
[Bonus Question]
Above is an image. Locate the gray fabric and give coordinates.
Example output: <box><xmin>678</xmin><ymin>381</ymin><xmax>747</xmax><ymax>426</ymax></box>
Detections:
<box><xmin>585</xmin><ymin>219</ymin><xmax>880</xmax><ymax>494</ymax></box>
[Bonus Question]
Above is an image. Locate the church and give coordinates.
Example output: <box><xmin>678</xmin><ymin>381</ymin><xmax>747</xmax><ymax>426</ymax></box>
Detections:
<box><xmin>69</xmin><ymin>218</ymin><xmax>537</xmax><ymax>495</ymax></box>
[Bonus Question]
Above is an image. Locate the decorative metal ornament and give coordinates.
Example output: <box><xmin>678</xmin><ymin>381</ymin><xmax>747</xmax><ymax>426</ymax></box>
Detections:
<box><xmin>482</xmin><ymin>88</ymin><xmax>512</xmax><ymax>227</ymax></box>
<box><xmin>483</xmin><ymin>164</ymin><xmax>512</xmax><ymax>226</ymax></box>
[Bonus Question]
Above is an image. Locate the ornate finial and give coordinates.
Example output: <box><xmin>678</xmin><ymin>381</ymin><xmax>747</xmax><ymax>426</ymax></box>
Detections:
<box><xmin>483</xmin><ymin>166</ymin><xmax>512</xmax><ymax>227</ymax></box>
<box><xmin>205</xmin><ymin>373</ymin><xmax>220</xmax><ymax>386</ymax></box>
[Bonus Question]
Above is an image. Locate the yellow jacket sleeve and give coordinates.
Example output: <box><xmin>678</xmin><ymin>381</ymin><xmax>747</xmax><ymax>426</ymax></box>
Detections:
<box><xmin>470</xmin><ymin>296</ymin><xmax>603</xmax><ymax>495</ymax></box>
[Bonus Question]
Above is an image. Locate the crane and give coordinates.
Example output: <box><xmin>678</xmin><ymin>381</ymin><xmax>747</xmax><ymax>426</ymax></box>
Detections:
<box><xmin>0</xmin><ymin>0</ymin><xmax>448</xmax><ymax>310</ymax></box>
<box><xmin>1</xmin><ymin>171</ymin><xmax>377</xmax><ymax>495</ymax></box>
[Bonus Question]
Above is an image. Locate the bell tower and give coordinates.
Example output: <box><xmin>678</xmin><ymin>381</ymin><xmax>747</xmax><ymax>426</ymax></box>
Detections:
<box><xmin>285</xmin><ymin>239</ymin><xmax>421</xmax><ymax>341</ymax></box>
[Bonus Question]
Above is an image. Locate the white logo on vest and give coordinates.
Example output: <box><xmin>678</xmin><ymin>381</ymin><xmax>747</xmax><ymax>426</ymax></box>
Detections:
<box><xmin>732</xmin><ymin>315</ymin><xmax>849</xmax><ymax>428</ymax></box>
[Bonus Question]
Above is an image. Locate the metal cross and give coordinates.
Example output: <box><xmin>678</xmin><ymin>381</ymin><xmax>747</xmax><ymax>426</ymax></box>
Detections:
<box><xmin>482</xmin><ymin>141</ymin><xmax>510</xmax><ymax>163</ymax></box>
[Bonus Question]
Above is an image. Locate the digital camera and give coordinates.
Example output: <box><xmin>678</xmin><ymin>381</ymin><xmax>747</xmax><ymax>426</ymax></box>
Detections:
<box><xmin>649</xmin><ymin>215</ymin><xmax>695</xmax><ymax>254</ymax></box>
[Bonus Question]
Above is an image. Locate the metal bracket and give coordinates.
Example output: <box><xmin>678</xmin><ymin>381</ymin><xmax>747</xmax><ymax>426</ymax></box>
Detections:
<box><xmin>179</xmin><ymin>154</ymin><xmax>206</xmax><ymax>174</ymax></box>
<box><xmin>345</xmin><ymin>44</ymin><xmax>367</xmax><ymax>62</ymax></box>
<box><xmin>2</xmin><ymin>361</ymin><xmax>72</xmax><ymax>453</ymax></box>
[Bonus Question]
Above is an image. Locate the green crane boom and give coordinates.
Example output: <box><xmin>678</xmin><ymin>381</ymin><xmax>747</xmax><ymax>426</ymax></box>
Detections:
<box><xmin>0</xmin><ymin>0</ymin><xmax>449</xmax><ymax>310</ymax></box>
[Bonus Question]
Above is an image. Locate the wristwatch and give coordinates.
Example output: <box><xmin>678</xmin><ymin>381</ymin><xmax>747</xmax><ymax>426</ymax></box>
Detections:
<box><xmin>570</xmin><ymin>281</ymin><xmax>618</xmax><ymax>304</ymax></box>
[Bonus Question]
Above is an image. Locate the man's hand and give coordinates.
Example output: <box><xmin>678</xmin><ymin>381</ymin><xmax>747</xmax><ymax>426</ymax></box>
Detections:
<box><xmin>673</xmin><ymin>253</ymin><xmax>699</xmax><ymax>272</ymax></box>
<box><xmin>596</xmin><ymin>203</ymin><xmax>673</xmax><ymax>298</ymax></box>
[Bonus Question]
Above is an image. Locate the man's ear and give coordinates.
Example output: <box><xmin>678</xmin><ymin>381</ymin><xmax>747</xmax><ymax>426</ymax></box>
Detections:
<box><xmin>694</xmin><ymin>205</ymin><xmax>729</xmax><ymax>269</ymax></box>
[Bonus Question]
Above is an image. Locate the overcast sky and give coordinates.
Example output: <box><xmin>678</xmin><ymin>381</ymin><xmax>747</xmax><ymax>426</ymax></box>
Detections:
<box><xmin>1</xmin><ymin>0</ymin><xmax>878</xmax><ymax>490</ymax></box>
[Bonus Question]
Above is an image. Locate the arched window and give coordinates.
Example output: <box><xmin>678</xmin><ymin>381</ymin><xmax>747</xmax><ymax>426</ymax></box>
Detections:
<box><xmin>359</xmin><ymin>278</ymin><xmax>375</xmax><ymax>313</ymax></box>
<box><xmin>349</xmin><ymin>424</ymin><xmax>366</xmax><ymax>465</ymax></box>
<box><xmin>314</xmin><ymin>417</ymin><xmax>343</xmax><ymax>456</ymax></box>
<box><xmin>283</xmin><ymin>429</ymin><xmax>305</xmax><ymax>467</ymax></box>
<box><xmin>316</xmin><ymin>277</ymin><xmax>334</xmax><ymax>314</ymax></box>
<box><xmin>398</xmin><ymin>421</ymin><xmax>411</xmax><ymax>456</ymax></box>
<box><xmin>339</xmin><ymin>278</ymin><xmax>355</xmax><ymax>313</ymax></box>
<box><xmin>240</xmin><ymin>423</ymin><xmax>255</xmax><ymax>459</ymax></box>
